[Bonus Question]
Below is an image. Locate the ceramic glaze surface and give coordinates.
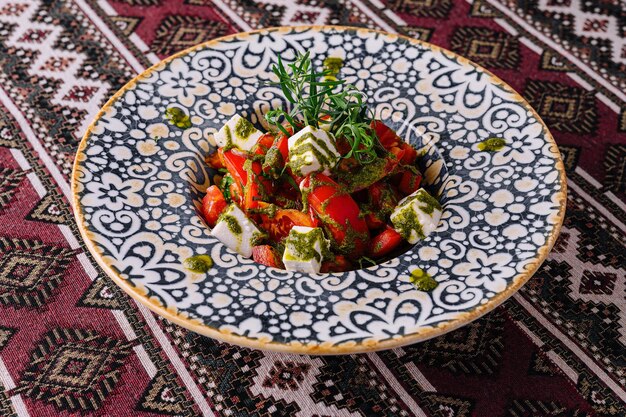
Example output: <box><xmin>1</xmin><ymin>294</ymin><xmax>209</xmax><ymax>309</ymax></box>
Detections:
<box><xmin>72</xmin><ymin>26</ymin><xmax>566</xmax><ymax>354</ymax></box>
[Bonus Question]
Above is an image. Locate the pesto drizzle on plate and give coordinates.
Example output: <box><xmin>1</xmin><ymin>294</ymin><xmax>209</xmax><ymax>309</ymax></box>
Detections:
<box><xmin>409</xmin><ymin>268</ymin><xmax>438</xmax><ymax>291</ymax></box>
<box><xmin>183</xmin><ymin>255</ymin><xmax>213</xmax><ymax>273</ymax></box>
<box><xmin>477</xmin><ymin>137</ymin><xmax>506</xmax><ymax>152</ymax></box>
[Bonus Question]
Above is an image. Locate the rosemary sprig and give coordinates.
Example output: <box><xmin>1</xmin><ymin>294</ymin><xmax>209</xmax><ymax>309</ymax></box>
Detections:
<box><xmin>265</xmin><ymin>51</ymin><xmax>380</xmax><ymax>163</ymax></box>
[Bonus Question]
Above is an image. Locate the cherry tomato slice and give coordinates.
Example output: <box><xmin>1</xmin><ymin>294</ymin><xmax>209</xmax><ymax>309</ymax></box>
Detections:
<box><xmin>371</xmin><ymin>120</ymin><xmax>400</xmax><ymax>149</ymax></box>
<box><xmin>364</xmin><ymin>212</ymin><xmax>386</xmax><ymax>230</ymax></box>
<box><xmin>206</xmin><ymin>151</ymin><xmax>224</xmax><ymax>169</ymax></box>
<box><xmin>201</xmin><ymin>185</ymin><xmax>227</xmax><ymax>227</ymax></box>
<box><xmin>368</xmin><ymin>226</ymin><xmax>404</xmax><ymax>258</ymax></box>
<box><xmin>251</xmin><ymin>132</ymin><xmax>276</xmax><ymax>156</ymax></box>
<box><xmin>400</xmin><ymin>142</ymin><xmax>418</xmax><ymax>165</ymax></box>
<box><xmin>222</xmin><ymin>149</ymin><xmax>249</xmax><ymax>188</ymax></box>
<box><xmin>320</xmin><ymin>255</ymin><xmax>352</xmax><ymax>273</ymax></box>
<box><xmin>398</xmin><ymin>170</ymin><xmax>423</xmax><ymax>196</ymax></box>
<box><xmin>302</xmin><ymin>173</ymin><xmax>369</xmax><ymax>257</ymax></box>
<box><xmin>252</xmin><ymin>245</ymin><xmax>284</xmax><ymax>269</ymax></box>
<box><xmin>260</xmin><ymin>208</ymin><xmax>316</xmax><ymax>241</ymax></box>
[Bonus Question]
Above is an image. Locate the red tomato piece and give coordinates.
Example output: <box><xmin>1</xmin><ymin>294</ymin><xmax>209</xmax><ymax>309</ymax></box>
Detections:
<box><xmin>398</xmin><ymin>170</ymin><xmax>423</xmax><ymax>196</ymax></box>
<box><xmin>302</xmin><ymin>173</ymin><xmax>369</xmax><ymax>257</ymax></box>
<box><xmin>252</xmin><ymin>245</ymin><xmax>284</xmax><ymax>269</ymax></box>
<box><xmin>251</xmin><ymin>133</ymin><xmax>276</xmax><ymax>156</ymax></box>
<box><xmin>229</xmin><ymin>181</ymin><xmax>243</xmax><ymax>206</ymax></box>
<box><xmin>371</xmin><ymin>120</ymin><xmax>400</xmax><ymax>149</ymax></box>
<box><xmin>400</xmin><ymin>142</ymin><xmax>418</xmax><ymax>165</ymax></box>
<box><xmin>273</xmin><ymin>132</ymin><xmax>290</xmax><ymax>162</ymax></box>
<box><xmin>260</xmin><ymin>208</ymin><xmax>316</xmax><ymax>241</ymax></box>
<box><xmin>201</xmin><ymin>185</ymin><xmax>227</xmax><ymax>227</ymax></box>
<box><xmin>320</xmin><ymin>255</ymin><xmax>352</xmax><ymax>273</ymax></box>
<box><xmin>222</xmin><ymin>149</ymin><xmax>249</xmax><ymax>188</ymax></box>
<box><xmin>206</xmin><ymin>151</ymin><xmax>224</xmax><ymax>169</ymax></box>
<box><xmin>364</xmin><ymin>212</ymin><xmax>386</xmax><ymax>230</ymax></box>
<box><xmin>368</xmin><ymin>226</ymin><xmax>404</xmax><ymax>258</ymax></box>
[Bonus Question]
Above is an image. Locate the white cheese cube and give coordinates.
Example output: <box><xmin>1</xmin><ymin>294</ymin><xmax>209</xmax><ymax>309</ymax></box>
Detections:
<box><xmin>288</xmin><ymin>126</ymin><xmax>340</xmax><ymax>176</ymax></box>
<box><xmin>390</xmin><ymin>188</ymin><xmax>442</xmax><ymax>244</ymax></box>
<box><xmin>211</xmin><ymin>204</ymin><xmax>262</xmax><ymax>258</ymax></box>
<box><xmin>282</xmin><ymin>226</ymin><xmax>330</xmax><ymax>274</ymax></box>
<box><xmin>214</xmin><ymin>115</ymin><xmax>264</xmax><ymax>151</ymax></box>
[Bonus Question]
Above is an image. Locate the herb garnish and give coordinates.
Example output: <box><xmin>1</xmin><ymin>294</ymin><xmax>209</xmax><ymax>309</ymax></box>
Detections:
<box><xmin>265</xmin><ymin>51</ymin><xmax>380</xmax><ymax>163</ymax></box>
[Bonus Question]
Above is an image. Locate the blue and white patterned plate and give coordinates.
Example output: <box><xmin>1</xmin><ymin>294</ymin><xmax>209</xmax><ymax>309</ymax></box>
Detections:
<box><xmin>72</xmin><ymin>26</ymin><xmax>566</xmax><ymax>354</ymax></box>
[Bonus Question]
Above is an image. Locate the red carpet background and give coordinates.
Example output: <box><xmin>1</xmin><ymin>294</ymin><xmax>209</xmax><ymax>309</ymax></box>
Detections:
<box><xmin>0</xmin><ymin>0</ymin><xmax>624</xmax><ymax>416</ymax></box>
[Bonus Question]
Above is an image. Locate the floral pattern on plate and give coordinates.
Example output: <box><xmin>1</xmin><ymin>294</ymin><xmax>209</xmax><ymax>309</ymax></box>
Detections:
<box><xmin>72</xmin><ymin>26</ymin><xmax>566</xmax><ymax>354</ymax></box>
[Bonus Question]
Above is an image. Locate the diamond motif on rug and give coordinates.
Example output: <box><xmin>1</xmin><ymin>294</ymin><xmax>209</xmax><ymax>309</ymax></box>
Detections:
<box><xmin>0</xmin><ymin>237</ymin><xmax>74</xmax><ymax>308</ymax></box>
<box><xmin>151</xmin><ymin>15</ymin><xmax>229</xmax><ymax>57</ymax></box>
<box><xmin>25</xmin><ymin>192</ymin><xmax>70</xmax><ymax>224</ymax></box>
<box><xmin>400</xmin><ymin>309</ymin><xmax>505</xmax><ymax>374</ymax></box>
<box><xmin>250</xmin><ymin>355</ymin><xmax>356</xmax><ymax>416</ymax></box>
<box><xmin>405</xmin><ymin>26</ymin><xmax>433</xmax><ymax>41</ymax></box>
<box><xmin>524</xmin><ymin>79</ymin><xmax>597</xmax><ymax>134</ymax></box>
<box><xmin>421</xmin><ymin>393</ymin><xmax>474</xmax><ymax>417</ymax></box>
<box><xmin>0</xmin><ymin>326</ymin><xmax>16</xmax><ymax>351</ymax></box>
<box><xmin>450</xmin><ymin>27</ymin><xmax>519</xmax><ymax>69</ymax></box>
<box><xmin>528</xmin><ymin>352</ymin><xmax>559</xmax><ymax>377</ymax></box>
<box><xmin>603</xmin><ymin>144</ymin><xmax>625</xmax><ymax>194</ymax></box>
<box><xmin>540</xmin><ymin>50</ymin><xmax>574</xmax><ymax>72</ymax></box>
<box><xmin>136</xmin><ymin>373</ymin><xmax>189</xmax><ymax>415</ymax></box>
<box><xmin>388</xmin><ymin>0</ymin><xmax>452</xmax><ymax>18</ymax></box>
<box><xmin>557</xmin><ymin>145</ymin><xmax>580</xmax><ymax>172</ymax></box>
<box><xmin>0</xmin><ymin>166</ymin><xmax>26</xmax><ymax>210</ymax></box>
<box><xmin>470</xmin><ymin>0</ymin><xmax>496</xmax><ymax>17</ymax></box>
<box><xmin>13</xmin><ymin>328</ymin><xmax>133</xmax><ymax>412</ymax></box>
<box><xmin>110</xmin><ymin>16</ymin><xmax>142</xmax><ymax>36</ymax></box>
<box><xmin>76</xmin><ymin>276</ymin><xmax>123</xmax><ymax>310</ymax></box>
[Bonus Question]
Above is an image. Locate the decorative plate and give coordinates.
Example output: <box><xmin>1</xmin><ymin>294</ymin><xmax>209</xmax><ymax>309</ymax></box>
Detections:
<box><xmin>72</xmin><ymin>26</ymin><xmax>566</xmax><ymax>354</ymax></box>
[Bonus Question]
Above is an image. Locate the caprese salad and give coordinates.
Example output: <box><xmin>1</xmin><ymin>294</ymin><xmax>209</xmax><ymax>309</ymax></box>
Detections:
<box><xmin>200</xmin><ymin>52</ymin><xmax>441</xmax><ymax>273</ymax></box>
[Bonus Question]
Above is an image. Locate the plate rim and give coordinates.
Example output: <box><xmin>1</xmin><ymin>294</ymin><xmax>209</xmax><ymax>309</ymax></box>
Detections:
<box><xmin>71</xmin><ymin>25</ymin><xmax>567</xmax><ymax>355</ymax></box>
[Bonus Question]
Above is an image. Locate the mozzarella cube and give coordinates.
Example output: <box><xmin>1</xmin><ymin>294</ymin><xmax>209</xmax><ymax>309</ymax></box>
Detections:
<box><xmin>282</xmin><ymin>226</ymin><xmax>330</xmax><ymax>274</ymax></box>
<box><xmin>288</xmin><ymin>126</ymin><xmax>340</xmax><ymax>176</ymax></box>
<box><xmin>211</xmin><ymin>204</ymin><xmax>262</xmax><ymax>258</ymax></box>
<box><xmin>390</xmin><ymin>188</ymin><xmax>442</xmax><ymax>244</ymax></box>
<box><xmin>214</xmin><ymin>115</ymin><xmax>263</xmax><ymax>151</ymax></box>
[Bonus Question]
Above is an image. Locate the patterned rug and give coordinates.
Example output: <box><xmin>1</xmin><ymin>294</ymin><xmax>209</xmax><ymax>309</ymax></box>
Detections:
<box><xmin>0</xmin><ymin>0</ymin><xmax>624</xmax><ymax>416</ymax></box>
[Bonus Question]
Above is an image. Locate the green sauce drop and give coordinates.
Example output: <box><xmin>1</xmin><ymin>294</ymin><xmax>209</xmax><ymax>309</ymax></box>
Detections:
<box><xmin>477</xmin><ymin>137</ymin><xmax>506</xmax><ymax>152</ymax></box>
<box><xmin>165</xmin><ymin>107</ymin><xmax>192</xmax><ymax>129</ymax></box>
<box><xmin>415</xmin><ymin>189</ymin><xmax>441</xmax><ymax>215</ymax></box>
<box><xmin>183</xmin><ymin>255</ymin><xmax>213</xmax><ymax>273</ymax></box>
<box><xmin>409</xmin><ymin>268</ymin><xmax>438</xmax><ymax>292</ymax></box>
<box><xmin>222</xmin><ymin>214</ymin><xmax>242</xmax><ymax>235</ymax></box>
<box><xmin>323</xmin><ymin>57</ymin><xmax>344</xmax><ymax>80</ymax></box>
<box><xmin>234</xmin><ymin>117</ymin><xmax>256</xmax><ymax>139</ymax></box>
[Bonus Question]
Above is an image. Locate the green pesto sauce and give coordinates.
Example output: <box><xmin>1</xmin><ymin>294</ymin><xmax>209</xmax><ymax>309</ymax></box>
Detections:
<box><xmin>337</xmin><ymin>157</ymin><xmax>388</xmax><ymax>193</ymax></box>
<box><xmin>222</xmin><ymin>125</ymin><xmax>235</xmax><ymax>150</ymax></box>
<box><xmin>165</xmin><ymin>107</ymin><xmax>192</xmax><ymax>129</ymax></box>
<box><xmin>250</xmin><ymin>231</ymin><xmax>265</xmax><ymax>247</ymax></box>
<box><xmin>392</xmin><ymin>204</ymin><xmax>425</xmax><ymax>241</ymax></box>
<box><xmin>263</xmin><ymin>147</ymin><xmax>284</xmax><ymax>179</ymax></box>
<box><xmin>235</xmin><ymin>117</ymin><xmax>256</xmax><ymax>139</ymax></box>
<box><xmin>289</xmin><ymin>131</ymin><xmax>338</xmax><ymax>176</ymax></box>
<box><xmin>222</xmin><ymin>214</ymin><xmax>242</xmax><ymax>235</ymax></box>
<box><xmin>183</xmin><ymin>255</ymin><xmax>213</xmax><ymax>273</ymax></box>
<box><xmin>323</xmin><ymin>57</ymin><xmax>344</xmax><ymax>76</ymax></box>
<box><xmin>248</xmin><ymin>203</ymin><xmax>279</xmax><ymax>218</ymax></box>
<box><xmin>478</xmin><ymin>137</ymin><xmax>506</xmax><ymax>152</ymax></box>
<box><xmin>415</xmin><ymin>189</ymin><xmax>441</xmax><ymax>215</ymax></box>
<box><xmin>284</xmin><ymin>228</ymin><xmax>329</xmax><ymax>262</ymax></box>
<box><xmin>410</xmin><ymin>268</ymin><xmax>438</xmax><ymax>292</ymax></box>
